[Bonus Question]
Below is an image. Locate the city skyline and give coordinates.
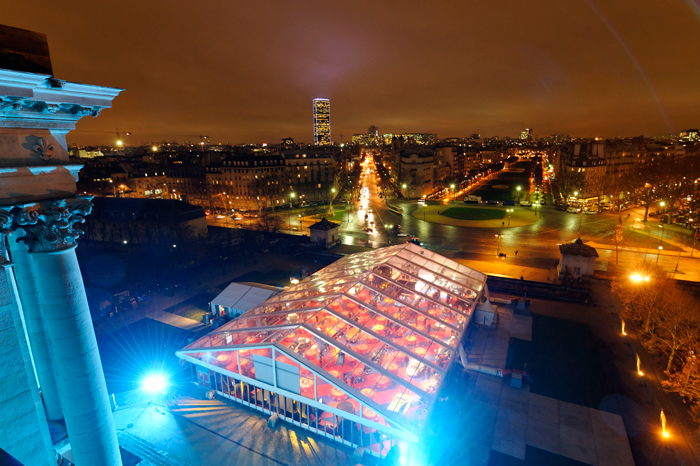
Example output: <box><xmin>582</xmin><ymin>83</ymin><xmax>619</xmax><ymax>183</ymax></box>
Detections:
<box><xmin>4</xmin><ymin>2</ymin><xmax>700</xmax><ymax>146</ymax></box>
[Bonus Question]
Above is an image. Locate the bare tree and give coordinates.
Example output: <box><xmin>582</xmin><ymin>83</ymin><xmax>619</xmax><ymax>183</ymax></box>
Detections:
<box><xmin>653</xmin><ymin>286</ymin><xmax>699</xmax><ymax>372</ymax></box>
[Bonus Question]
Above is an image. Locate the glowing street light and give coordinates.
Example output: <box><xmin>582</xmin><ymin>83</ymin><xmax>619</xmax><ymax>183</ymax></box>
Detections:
<box><xmin>629</xmin><ymin>274</ymin><xmax>649</xmax><ymax>282</ymax></box>
<box><xmin>495</xmin><ymin>233</ymin><xmax>504</xmax><ymax>256</ymax></box>
<box><xmin>142</xmin><ymin>374</ymin><xmax>167</xmax><ymax>394</ymax></box>
<box><xmin>507</xmin><ymin>208</ymin><xmax>514</xmax><ymax>226</ymax></box>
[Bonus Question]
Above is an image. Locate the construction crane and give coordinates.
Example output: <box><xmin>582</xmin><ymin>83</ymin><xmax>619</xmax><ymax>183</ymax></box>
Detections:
<box><xmin>77</xmin><ymin>128</ymin><xmax>132</xmax><ymax>146</ymax></box>
<box><xmin>176</xmin><ymin>135</ymin><xmax>210</xmax><ymax>151</ymax></box>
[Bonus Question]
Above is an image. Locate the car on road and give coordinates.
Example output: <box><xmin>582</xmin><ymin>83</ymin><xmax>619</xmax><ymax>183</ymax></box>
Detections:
<box><xmin>408</xmin><ymin>238</ymin><xmax>423</xmax><ymax>246</ymax></box>
<box><xmin>567</xmin><ymin>207</ymin><xmax>580</xmax><ymax>213</ymax></box>
<box><xmin>583</xmin><ymin>209</ymin><xmax>597</xmax><ymax>215</ymax></box>
<box><xmin>397</xmin><ymin>233</ymin><xmax>408</xmax><ymax>237</ymax></box>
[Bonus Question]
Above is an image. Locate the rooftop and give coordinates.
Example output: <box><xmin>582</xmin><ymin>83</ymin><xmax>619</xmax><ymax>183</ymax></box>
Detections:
<box><xmin>308</xmin><ymin>217</ymin><xmax>339</xmax><ymax>231</ymax></box>
<box><xmin>559</xmin><ymin>238</ymin><xmax>599</xmax><ymax>258</ymax></box>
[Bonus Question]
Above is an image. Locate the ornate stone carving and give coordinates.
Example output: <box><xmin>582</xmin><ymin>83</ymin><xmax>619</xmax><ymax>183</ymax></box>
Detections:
<box><xmin>33</xmin><ymin>137</ymin><xmax>56</xmax><ymax>161</ymax></box>
<box><xmin>13</xmin><ymin>197</ymin><xmax>93</xmax><ymax>254</ymax></box>
<box><xmin>0</xmin><ymin>97</ymin><xmax>22</xmax><ymax>111</ymax></box>
<box><xmin>45</xmin><ymin>78</ymin><xmax>66</xmax><ymax>89</ymax></box>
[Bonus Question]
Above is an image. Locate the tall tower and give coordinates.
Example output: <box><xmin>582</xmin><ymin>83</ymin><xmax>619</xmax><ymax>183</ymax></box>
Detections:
<box><xmin>313</xmin><ymin>98</ymin><xmax>330</xmax><ymax>145</ymax></box>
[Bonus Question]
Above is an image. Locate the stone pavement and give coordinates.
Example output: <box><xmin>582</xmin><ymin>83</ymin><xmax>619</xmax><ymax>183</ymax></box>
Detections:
<box><xmin>144</xmin><ymin>310</ymin><xmax>206</xmax><ymax>331</ymax></box>
<box><xmin>112</xmin><ymin>388</ymin><xmax>356</xmax><ymax>466</ymax></box>
<box><xmin>464</xmin><ymin>305</ymin><xmax>635</xmax><ymax>466</ymax></box>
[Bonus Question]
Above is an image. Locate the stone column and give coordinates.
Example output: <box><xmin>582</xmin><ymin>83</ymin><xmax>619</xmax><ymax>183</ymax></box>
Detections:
<box><xmin>0</xmin><ymin>210</ymin><xmax>55</xmax><ymax>466</ymax></box>
<box><xmin>16</xmin><ymin>198</ymin><xmax>122</xmax><ymax>466</ymax></box>
<box><xmin>8</xmin><ymin>229</ymin><xmax>63</xmax><ymax>421</ymax></box>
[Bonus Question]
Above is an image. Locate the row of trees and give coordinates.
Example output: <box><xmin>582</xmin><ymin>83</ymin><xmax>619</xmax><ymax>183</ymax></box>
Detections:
<box><xmin>612</xmin><ymin>262</ymin><xmax>700</xmax><ymax>428</ymax></box>
<box><xmin>556</xmin><ymin>156</ymin><xmax>700</xmax><ymax>222</ymax></box>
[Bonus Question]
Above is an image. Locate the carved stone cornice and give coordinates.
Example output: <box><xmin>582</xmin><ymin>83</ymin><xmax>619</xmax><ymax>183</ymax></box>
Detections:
<box><xmin>12</xmin><ymin>196</ymin><xmax>93</xmax><ymax>254</ymax></box>
<box><xmin>0</xmin><ymin>97</ymin><xmax>105</xmax><ymax>118</ymax></box>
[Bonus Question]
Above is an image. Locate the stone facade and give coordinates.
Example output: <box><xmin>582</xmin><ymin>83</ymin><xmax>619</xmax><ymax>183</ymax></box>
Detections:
<box><xmin>0</xmin><ymin>29</ymin><xmax>123</xmax><ymax>466</ymax></box>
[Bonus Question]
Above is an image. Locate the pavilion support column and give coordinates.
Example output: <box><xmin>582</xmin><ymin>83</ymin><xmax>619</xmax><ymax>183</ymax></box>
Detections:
<box><xmin>17</xmin><ymin>198</ymin><xmax>122</xmax><ymax>466</ymax></box>
<box><xmin>8</xmin><ymin>230</ymin><xmax>63</xmax><ymax>421</ymax></box>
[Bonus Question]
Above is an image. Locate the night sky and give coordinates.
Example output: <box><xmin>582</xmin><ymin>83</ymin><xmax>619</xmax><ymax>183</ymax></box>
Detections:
<box><xmin>6</xmin><ymin>1</ymin><xmax>700</xmax><ymax>145</ymax></box>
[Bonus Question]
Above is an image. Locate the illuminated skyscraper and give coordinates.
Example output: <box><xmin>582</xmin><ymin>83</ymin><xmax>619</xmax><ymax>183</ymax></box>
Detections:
<box><xmin>520</xmin><ymin>128</ymin><xmax>533</xmax><ymax>141</ymax></box>
<box><xmin>313</xmin><ymin>98</ymin><xmax>331</xmax><ymax>145</ymax></box>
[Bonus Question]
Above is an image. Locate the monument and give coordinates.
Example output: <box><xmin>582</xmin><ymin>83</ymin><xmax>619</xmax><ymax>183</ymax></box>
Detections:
<box><xmin>0</xmin><ymin>24</ymin><xmax>123</xmax><ymax>466</ymax></box>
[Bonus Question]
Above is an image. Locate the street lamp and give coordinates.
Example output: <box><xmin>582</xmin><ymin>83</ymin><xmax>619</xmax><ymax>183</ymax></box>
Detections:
<box><xmin>495</xmin><ymin>233</ymin><xmax>504</xmax><ymax>256</ymax></box>
<box><xmin>450</xmin><ymin>184</ymin><xmax>455</xmax><ymax>202</ymax></box>
<box><xmin>516</xmin><ymin>186</ymin><xmax>522</xmax><ymax>203</ymax></box>
<box><xmin>656</xmin><ymin>245</ymin><xmax>663</xmax><ymax>265</ymax></box>
<box><xmin>298</xmin><ymin>214</ymin><xmax>302</xmax><ymax>235</ymax></box>
<box><xmin>288</xmin><ymin>192</ymin><xmax>296</xmax><ymax>232</ymax></box>
<box><xmin>507</xmin><ymin>209</ymin><xmax>513</xmax><ymax>226</ymax></box>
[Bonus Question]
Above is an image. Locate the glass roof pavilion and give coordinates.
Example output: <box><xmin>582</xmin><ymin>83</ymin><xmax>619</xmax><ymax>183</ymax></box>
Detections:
<box><xmin>177</xmin><ymin>243</ymin><xmax>488</xmax><ymax>442</ymax></box>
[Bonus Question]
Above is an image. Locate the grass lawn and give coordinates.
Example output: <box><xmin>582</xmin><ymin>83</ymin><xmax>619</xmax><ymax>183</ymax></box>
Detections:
<box><xmin>441</xmin><ymin>207</ymin><xmax>506</xmax><ymax>221</ymax></box>
<box><xmin>308</xmin><ymin>209</ymin><xmax>345</xmax><ymax>222</ymax></box>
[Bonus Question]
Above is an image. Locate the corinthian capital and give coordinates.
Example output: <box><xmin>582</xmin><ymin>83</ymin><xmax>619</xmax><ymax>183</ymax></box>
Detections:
<box><xmin>13</xmin><ymin>196</ymin><xmax>93</xmax><ymax>254</ymax></box>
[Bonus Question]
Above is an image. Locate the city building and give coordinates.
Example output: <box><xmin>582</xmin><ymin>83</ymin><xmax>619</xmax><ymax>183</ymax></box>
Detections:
<box><xmin>399</xmin><ymin>147</ymin><xmax>435</xmax><ymax>198</ymax></box>
<box><xmin>206</xmin><ymin>154</ymin><xmax>286</xmax><ymax>211</ymax></box>
<box><xmin>83</xmin><ymin>197</ymin><xmax>207</xmax><ymax>244</ymax></box>
<box><xmin>313</xmin><ymin>98</ymin><xmax>331</xmax><ymax>145</ymax></box>
<box><xmin>520</xmin><ymin>128</ymin><xmax>533</xmax><ymax>141</ymax></box>
<box><xmin>382</xmin><ymin>133</ymin><xmax>436</xmax><ymax>145</ymax></box>
<box><xmin>165</xmin><ymin>164</ymin><xmax>209</xmax><ymax>206</ymax></box>
<box><xmin>177</xmin><ymin>243</ymin><xmax>488</xmax><ymax>459</ymax></box>
<box><xmin>0</xmin><ymin>24</ymin><xmax>123</xmax><ymax>465</ymax></box>
<box><xmin>280</xmin><ymin>149</ymin><xmax>340</xmax><ymax>202</ymax></box>
<box><xmin>680</xmin><ymin>129</ymin><xmax>698</xmax><ymax>142</ymax></box>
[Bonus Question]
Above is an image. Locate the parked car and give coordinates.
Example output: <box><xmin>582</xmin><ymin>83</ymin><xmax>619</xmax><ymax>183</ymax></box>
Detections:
<box><xmin>567</xmin><ymin>207</ymin><xmax>580</xmax><ymax>213</ymax></box>
<box><xmin>583</xmin><ymin>209</ymin><xmax>597</xmax><ymax>215</ymax></box>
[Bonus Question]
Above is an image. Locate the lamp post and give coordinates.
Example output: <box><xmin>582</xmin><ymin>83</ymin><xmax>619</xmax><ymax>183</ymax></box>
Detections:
<box><xmin>507</xmin><ymin>209</ymin><xmax>513</xmax><ymax>226</ymax></box>
<box><xmin>655</xmin><ymin>225</ymin><xmax>664</xmax><ymax>266</ymax></box>
<box><xmin>298</xmin><ymin>214</ymin><xmax>302</xmax><ymax>236</ymax></box>
<box><xmin>385</xmin><ymin>224</ymin><xmax>393</xmax><ymax>246</ymax></box>
<box><xmin>691</xmin><ymin>220</ymin><xmax>699</xmax><ymax>258</ymax></box>
<box><xmin>402</xmin><ymin>183</ymin><xmax>407</xmax><ymax>198</ymax></box>
<box><xmin>495</xmin><ymin>233</ymin><xmax>504</xmax><ymax>256</ymax></box>
<box><xmin>288</xmin><ymin>192</ymin><xmax>295</xmax><ymax>232</ymax></box>
<box><xmin>423</xmin><ymin>195</ymin><xmax>427</xmax><ymax>222</ymax></box>
<box><xmin>450</xmin><ymin>184</ymin><xmax>455</xmax><ymax>203</ymax></box>
<box><xmin>516</xmin><ymin>186</ymin><xmax>521</xmax><ymax>203</ymax></box>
